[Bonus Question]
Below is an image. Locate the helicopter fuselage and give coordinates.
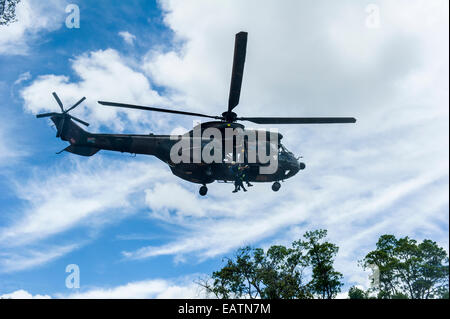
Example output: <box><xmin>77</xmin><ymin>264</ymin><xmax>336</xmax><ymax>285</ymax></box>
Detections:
<box><xmin>54</xmin><ymin>117</ymin><xmax>304</xmax><ymax>186</ymax></box>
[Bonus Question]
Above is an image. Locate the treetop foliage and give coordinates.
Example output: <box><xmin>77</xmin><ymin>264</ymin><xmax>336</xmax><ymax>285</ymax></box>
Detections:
<box><xmin>199</xmin><ymin>229</ymin><xmax>343</xmax><ymax>299</ymax></box>
<box><xmin>0</xmin><ymin>0</ymin><xmax>21</xmax><ymax>26</ymax></box>
<box><xmin>199</xmin><ymin>231</ymin><xmax>449</xmax><ymax>299</ymax></box>
<box><xmin>359</xmin><ymin>235</ymin><xmax>449</xmax><ymax>299</ymax></box>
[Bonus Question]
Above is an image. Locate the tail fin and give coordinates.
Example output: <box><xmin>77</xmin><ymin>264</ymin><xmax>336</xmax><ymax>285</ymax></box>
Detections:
<box><xmin>52</xmin><ymin>117</ymin><xmax>100</xmax><ymax>157</ymax></box>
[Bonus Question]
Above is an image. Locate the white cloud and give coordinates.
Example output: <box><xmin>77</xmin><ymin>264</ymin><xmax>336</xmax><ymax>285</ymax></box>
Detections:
<box><xmin>1</xmin><ymin>276</ymin><xmax>206</xmax><ymax>299</ymax></box>
<box><xmin>0</xmin><ymin>157</ymin><xmax>172</xmax><ymax>272</ymax></box>
<box><xmin>118</xmin><ymin>31</ymin><xmax>136</xmax><ymax>45</ymax></box>
<box><xmin>0</xmin><ymin>244</ymin><xmax>79</xmax><ymax>273</ymax></box>
<box><xmin>121</xmin><ymin>0</ymin><xmax>449</xmax><ymax>290</ymax></box>
<box><xmin>0</xmin><ymin>0</ymin><xmax>67</xmax><ymax>55</ymax></box>
<box><xmin>20</xmin><ymin>48</ymin><xmax>173</xmax><ymax>132</ymax></box>
<box><xmin>0</xmin><ymin>117</ymin><xmax>28</xmax><ymax>167</ymax></box>
<box><xmin>62</xmin><ymin>277</ymin><xmax>203</xmax><ymax>299</ymax></box>
<box><xmin>0</xmin><ymin>158</ymin><xmax>171</xmax><ymax>247</ymax></box>
<box><xmin>124</xmin><ymin>164</ymin><xmax>448</xmax><ymax>262</ymax></box>
<box><xmin>0</xmin><ymin>289</ymin><xmax>51</xmax><ymax>299</ymax></box>
<box><xmin>14</xmin><ymin>71</ymin><xmax>32</xmax><ymax>85</ymax></box>
<box><xmin>8</xmin><ymin>0</ymin><xmax>449</xmax><ymax>291</ymax></box>
<box><xmin>143</xmin><ymin>1</ymin><xmax>439</xmax><ymax>116</ymax></box>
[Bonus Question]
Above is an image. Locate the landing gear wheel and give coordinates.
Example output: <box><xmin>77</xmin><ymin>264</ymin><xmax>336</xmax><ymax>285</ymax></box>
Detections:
<box><xmin>272</xmin><ymin>182</ymin><xmax>281</xmax><ymax>192</ymax></box>
<box><xmin>199</xmin><ymin>185</ymin><xmax>208</xmax><ymax>196</ymax></box>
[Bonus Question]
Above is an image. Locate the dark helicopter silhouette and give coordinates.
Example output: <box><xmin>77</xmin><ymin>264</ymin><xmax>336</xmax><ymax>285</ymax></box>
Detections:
<box><xmin>36</xmin><ymin>32</ymin><xmax>356</xmax><ymax>196</ymax></box>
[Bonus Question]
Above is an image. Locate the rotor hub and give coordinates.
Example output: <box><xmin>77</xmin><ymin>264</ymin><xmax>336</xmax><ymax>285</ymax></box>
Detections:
<box><xmin>222</xmin><ymin>111</ymin><xmax>238</xmax><ymax>122</ymax></box>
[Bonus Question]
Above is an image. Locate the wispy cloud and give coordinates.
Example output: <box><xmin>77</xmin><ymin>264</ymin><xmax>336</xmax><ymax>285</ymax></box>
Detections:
<box><xmin>61</xmin><ymin>278</ymin><xmax>202</xmax><ymax>299</ymax></box>
<box><xmin>20</xmin><ymin>48</ymin><xmax>173</xmax><ymax>132</ymax></box>
<box><xmin>0</xmin><ymin>157</ymin><xmax>172</xmax><ymax>272</ymax></box>
<box><xmin>0</xmin><ymin>118</ymin><xmax>28</xmax><ymax>168</ymax></box>
<box><xmin>0</xmin><ymin>289</ymin><xmax>51</xmax><ymax>299</ymax></box>
<box><xmin>1</xmin><ymin>275</ymin><xmax>204</xmax><ymax>299</ymax></box>
<box><xmin>14</xmin><ymin>71</ymin><xmax>32</xmax><ymax>85</ymax></box>
<box><xmin>1</xmin><ymin>0</ymin><xmax>448</xmax><ymax>294</ymax></box>
<box><xmin>118</xmin><ymin>31</ymin><xmax>136</xmax><ymax>45</ymax></box>
<box><xmin>0</xmin><ymin>243</ymin><xmax>79</xmax><ymax>273</ymax></box>
<box><xmin>0</xmin><ymin>158</ymin><xmax>166</xmax><ymax>245</ymax></box>
<box><xmin>120</xmin><ymin>0</ymin><xmax>449</xmax><ymax>291</ymax></box>
<box><xmin>0</xmin><ymin>0</ymin><xmax>67</xmax><ymax>55</ymax></box>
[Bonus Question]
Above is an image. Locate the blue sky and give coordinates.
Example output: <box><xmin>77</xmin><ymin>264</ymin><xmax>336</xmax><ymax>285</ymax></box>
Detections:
<box><xmin>0</xmin><ymin>0</ymin><xmax>448</xmax><ymax>298</ymax></box>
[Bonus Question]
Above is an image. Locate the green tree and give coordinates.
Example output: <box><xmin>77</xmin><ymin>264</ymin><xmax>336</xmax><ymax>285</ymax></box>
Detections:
<box><xmin>302</xmin><ymin>230</ymin><xmax>343</xmax><ymax>299</ymax></box>
<box><xmin>348</xmin><ymin>286</ymin><xmax>368</xmax><ymax>299</ymax></box>
<box><xmin>362</xmin><ymin>235</ymin><xmax>449</xmax><ymax>299</ymax></box>
<box><xmin>0</xmin><ymin>0</ymin><xmax>21</xmax><ymax>26</ymax></box>
<box><xmin>199</xmin><ymin>229</ymin><xmax>343</xmax><ymax>299</ymax></box>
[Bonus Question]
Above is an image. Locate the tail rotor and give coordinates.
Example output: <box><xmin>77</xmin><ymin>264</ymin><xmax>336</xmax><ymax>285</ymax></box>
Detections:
<box><xmin>36</xmin><ymin>92</ymin><xmax>89</xmax><ymax>137</ymax></box>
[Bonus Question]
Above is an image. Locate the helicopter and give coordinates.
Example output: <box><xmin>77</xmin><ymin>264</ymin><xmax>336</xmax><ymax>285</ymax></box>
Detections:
<box><xmin>36</xmin><ymin>31</ymin><xmax>356</xmax><ymax>196</ymax></box>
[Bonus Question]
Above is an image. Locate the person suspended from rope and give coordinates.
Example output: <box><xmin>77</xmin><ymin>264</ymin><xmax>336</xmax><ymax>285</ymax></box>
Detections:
<box><xmin>230</xmin><ymin>161</ymin><xmax>242</xmax><ymax>193</ymax></box>
<box><xmin>241</xmin><ymin>164</ymin><xmax>253</xmax><ymax>187</ymax></box>
<box><xmin>232</xmin><ymin>163</ymin><xmax>251</xmax><ymax>193</ymax></box>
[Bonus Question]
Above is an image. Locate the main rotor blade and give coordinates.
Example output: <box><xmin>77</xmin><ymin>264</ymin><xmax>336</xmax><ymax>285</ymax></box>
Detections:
<box><xmin>98</xmin><ymin>101</ymin><xmax>223</xmax><ymax>120</ymax></box>
<box><xmin>36</xmin><ymin>112</ymin><xmax>59</xmax><ymax>118</ymax></box>
<box><xmin>52</xmin><ymin>92</ymin><xmax>64</xmax><ymax>112</ymax></box>
<box><xmin>65</xmin><ymin>96</ymin><xmax>86</xmax><ymax>113</ymax></box>
<box><xmin>228</xmin><ymin>31</ymin><xmax>248</xmax><ymax>112</ymax></box>
<box><xmin>239</xmin><ymin>117</ymin><xmax>357</xmax><ymax>124</ymax></box>
<box><xmin>69</xmin><ymin>115</ymin><xmax>89</xmax><ymax>127</ymax></box>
